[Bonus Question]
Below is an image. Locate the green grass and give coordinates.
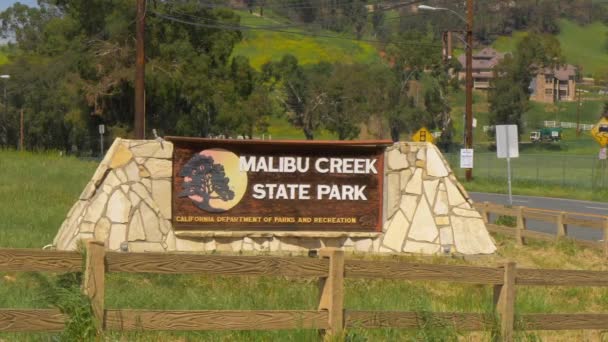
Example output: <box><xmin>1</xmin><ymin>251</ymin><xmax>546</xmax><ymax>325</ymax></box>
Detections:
<box><xmin>0</xmin><ymin>150</ymin><xmax>97</xmax><ymax>248</ymax></box>
<box><xmin>233</xmin><ymin>11</ymin><xmax>381</xmax><ymax>69</ymax></box>
<box><xmin>491</xmin><ymin>19</ymin><xmax>608</xmax><ymax>77</ymax></box>
<box><xmin>557</xmin><ymin>19</ymin><xmax>608</xmax><ymax>77</ymax></box>
<box><xmin>0</xmin><ymin>52</ymin><xmax>8</xmax><ymax>65</ymax></box>
<box><xmin>2</xmin><ymin>152</ymin><xmax>608</xmax><ymax>340</ymax></box>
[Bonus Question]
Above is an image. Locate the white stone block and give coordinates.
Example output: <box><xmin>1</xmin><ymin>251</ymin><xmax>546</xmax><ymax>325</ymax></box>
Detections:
<box><xmin>130</xmin><ymin>142</ymin><xmax>161</xmax><ymax>158</ymax></box>
<box><xmin>128</xmin><ymin>191</ymin><xmax>141</xmax><ymax>207</ymax></box>
<box><xmin>399</xmin><ymin>194</ymin><xmax>418</xmax><ymax>221</ymax></box>
<box><xmin>399</xmin><ymin>169</ymin><xmax>412</xmax><ymax>191</ymax></box>
<box><xmin>386</xmin><ymin>173</ymin><xmax>401</xmax><ymax>219</ymax></box>
<box><xmin>434</xmin><ymin>190</ymin><xmax>449</xmax><ymax>215</ymax></box>
<box><xmin>435</xmin><ymin>216</ymin><xmax>450</xmax><ymax>226</ymax></box>
<box><xmin>125</xmin><ymin>161</ymin><xmax>140</xmax><ymax>182</ymax></box>
<box><xmin>145</xmin><ymin>159</ymin><xmax>172</xmax><ymax>178</ymax></box>
<box><xmin>423</xmin><ymin>179</ymin><xmax>439</xmax><ymax>205</ymax></box>
<box><xmin>116</xmin><ymin>169</ymin><xmax>128</xmax><ymax>183</ymax></box>
<box><xmin>405</xmin><ymin>168</ymin><xmax>423</xmax><ymax>195</ymax></box>
<box><xmin>108</xmin><ymin>224</ymin><xmax>126</xmax><ymax>250</ymax></box>
<box><xmin>387</xmin><ymin>149</ymin><xmax>409</xmax><ymax>170</ymax></box>
<box><xmin>84</xmin><ymin>192</ymin><xmax>108</xmax><ymax>223</ymax></box>
<box><xmin>80</xmin><ymin>222</ymin><xmax>95</xmax><ymax>233</ymax></box>
<box><xmin>439</xmin><ymin>227</ymin><xmax>454</xmax><ymax>245</ymax></box>
<box><xmin>152</xmin><ymin>179</ymin><xmax>172</xmax><ymax>219</ymax></box>
<box><xmin>140</xmin><ymin>203</ymin><xmax>162</xmax><ymax>241</ymax></box>
<box><xmin>94</xmin><ymin>217</ymin><xmax>111</xmax><ymax>243</ymax></box>
<box><xmin>175</xmin><ymin>237</ymin><xmax>204</xmax><ymax>251</ymax></box>
<box><xmin>382</xmin><ymin>210</ymin><xmax>409</xmax><ymax>251</ymax></box>
<box><xmin>354</xmin><ymin>238</ymin><xmax>373</xmax><ymax>252</ymax></box>
<box><xmin>106</xmin><ymin>190</ymin><xmax>131</xmax><ymax>223</ymax></box>
<box><xmin>426</xmin><ymin>146</ymin><xmax>449</xmax><ymax>177</ymax></box>
<box><xmin>127</xmin><ymin>210</ymin><xmax>146</xmax><ymax>241</ymax></box>
<box><xmin>403</xmin><ymin>240</ymin><xmax>440</xmax><ymax>254</ymax></box>
<box><xmin>445</xmin><ymin>178</ymin><xmax>466</xmax><ymax>207</ymax></box>
<box><xmin>408</xmin><ymin>197</ymin><xmax>438</xmax><ymax>242</ymax></box>
<box><xmin>453</xmin><ymin>207</ymin><xmax>482</xmax><ymax>218</ymax></box>
<box><xmin>416</xmin><ymin>147</ymin><xmax>426</xmax><ymax>160</ymax></box>
<box><xmin>452</xmin><ymin>216</ymin><xmax>496</xmax><ymax>254</ymax></box>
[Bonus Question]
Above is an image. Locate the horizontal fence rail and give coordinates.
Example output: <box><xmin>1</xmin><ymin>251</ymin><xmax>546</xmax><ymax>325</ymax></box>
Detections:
<box><xmin>3</xmin><ymin>242</ymin><xmax>608</xmax><ymax>341</ymax></box>
<box><xmin>474</xmin><ymin>202</ymin><xmax>608</xmax><ymax>254</ymax></box>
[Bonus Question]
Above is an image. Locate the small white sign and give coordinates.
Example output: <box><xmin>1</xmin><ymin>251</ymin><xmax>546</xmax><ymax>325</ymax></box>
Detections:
<box><xmin>496</xmin><ymin>125</ymin><xmax>519</xmax><ymax>159</ymax></box>
<box><xmin>460</xmin><ymin>149</ymin><xmax>474</xmax><ymax>168</ymax></box>
<box><xmin>600</xmin><ymin>147</ymin><xmax>607</xmax><ymax>160</ymax></box>
<box><xmin>98</xmin><ymin>124</ymin><xmax>105</xmax><ymax>135</ymax></box>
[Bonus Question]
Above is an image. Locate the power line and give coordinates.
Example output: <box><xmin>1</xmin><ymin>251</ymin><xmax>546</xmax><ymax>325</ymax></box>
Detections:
<box><xmin>151</xmin><ymin>10</ymin><xmax>443</xmax><ymax>48</ymax></box>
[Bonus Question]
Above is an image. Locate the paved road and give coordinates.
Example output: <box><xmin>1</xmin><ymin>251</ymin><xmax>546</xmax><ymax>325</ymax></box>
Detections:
<box><xmin>470</xmin><ymin>192</ymin><xmax>608</xmax><ymax>241</ymax></box>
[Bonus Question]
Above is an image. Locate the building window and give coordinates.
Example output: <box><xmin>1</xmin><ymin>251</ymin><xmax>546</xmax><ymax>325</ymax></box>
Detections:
<box><xmin>545</xmin><ymin>76</ymin><xmax>553</xmax><ymax>83</ymax></box>
<box><xmin>545</xmin><ymin>89</ymin><xmax>553</xmax><ymax>95</ymax></box>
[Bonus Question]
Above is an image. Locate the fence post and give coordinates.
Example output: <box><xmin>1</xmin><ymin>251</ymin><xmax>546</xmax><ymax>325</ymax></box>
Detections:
<box><xmin>482</xmin><ymin>202</ymin><xmax>491</xmax><ymax>224</ymax></box>
<box><xmin>318</xmin><ymin>248</ymin><xmax>344</xmax><ymax>337</ymax></box>
<box><xmin>516</xmin><ymin>207</ymin><xmax>526</xmax><ymax>245</ymax></box>
<box><xmin>83</xmin><ymin>240</ymin><xmax>106</xmax><ymax>333</ymax></box>
<box><xmin>493</xmin><ymin>261</ymin><xmax>516</xmax><ymax>342</ymax></box>
<box><xmin>556</xmin><ymin>212</ymin><xmax>567</xmax><ymax>239</ymax></box>
<box><xmin>603</xmin><ymin>219</ymin><xmax>608</xmax><ymax>257</ymax></box>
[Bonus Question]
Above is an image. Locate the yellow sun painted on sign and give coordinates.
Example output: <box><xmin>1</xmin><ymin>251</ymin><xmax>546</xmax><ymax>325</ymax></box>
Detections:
<box><xmin>412</xmin><ymin>127</ymin><xmax>435</xmax><ymax>143</ymax></box>
<box><xmin>591</xmin><ymin>117</ymin><xmax>608</xmax><ymax>147</ymax></box>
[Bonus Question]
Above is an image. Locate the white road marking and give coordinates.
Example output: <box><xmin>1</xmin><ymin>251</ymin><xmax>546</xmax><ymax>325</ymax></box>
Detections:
<box><xmin>513</xmin><ymin>199</ymin><xmax>529</xmax><ymax>203</ymax></box>
<box><xmin>585</xmin><ymin>206</ymin><xmax>608</xmax><ymax>211</ymax></box>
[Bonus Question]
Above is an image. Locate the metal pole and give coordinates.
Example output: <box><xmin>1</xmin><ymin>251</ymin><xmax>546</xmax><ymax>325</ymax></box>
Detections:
<box><xmin>100</xmin><ymin>132</ymin><xmax>104</xmax><ymax>158</ymax></box>
<box><xmin>576</xmin><ymin>89</ymin><xmax>582</xmax><ymax>137</ymax></box>
<box><xmin>465</xmin><ymin>0</ymin><xmax>474</xmax><ymax>181</ymax></box>
<box><xmin>506</xmin><ymin>131</ymin><xmax>513</xmax><ymax>206</ymax></box>
<box><xmin>134</xmin><ymin>0</ymin><xmax>146</xmax><ymax>139</ymax></box>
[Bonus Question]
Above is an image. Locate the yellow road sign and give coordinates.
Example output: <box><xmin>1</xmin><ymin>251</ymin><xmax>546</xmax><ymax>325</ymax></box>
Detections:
<box><xmin>412</xmin><ymin>127</ymin><xmax>434</xmax><ymax>143</ymax></box>
<box><xmin>591</xmin><ymin>117</ymin><xmax>608</xmax><ymax>147</ymax></box>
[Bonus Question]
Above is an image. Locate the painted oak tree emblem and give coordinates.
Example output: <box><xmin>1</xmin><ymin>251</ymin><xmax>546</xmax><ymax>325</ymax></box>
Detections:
<box><xmin>179</xmin><ymin>153</ymin><xmax>236</xmax><ymax>212</ymax></box>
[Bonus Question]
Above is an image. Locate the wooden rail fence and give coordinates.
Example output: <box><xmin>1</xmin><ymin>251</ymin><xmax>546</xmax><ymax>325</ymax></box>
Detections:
<box><xmin>3</xmin><ymin>243</ymin><xmax>608</xmax><ymax>341</ymax></box>
<box><xmin>474</xmin><ymin>202</ymin><xmax>608</xmax><ymax>253</ymax></box>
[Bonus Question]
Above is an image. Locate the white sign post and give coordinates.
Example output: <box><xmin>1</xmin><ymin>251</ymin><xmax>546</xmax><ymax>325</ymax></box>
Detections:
<box><xmin>460</xmin><ymin>149</ymin><xmax>474</xmax><ymax>169</ymax></box>
<box><xmin>99</xmin><ymin>124</ymin><xmax>105</xmax><ymax>158</ymax></box>
<box><xmin>496</xmin><ymin>125</ymin><xmax>519</xmax><ymax>206</ymax></box>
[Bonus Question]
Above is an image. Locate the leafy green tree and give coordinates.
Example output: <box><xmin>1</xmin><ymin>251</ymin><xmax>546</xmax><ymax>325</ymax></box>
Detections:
<box><xmin>488</xmin><ymin>55</ymin><xmax>528</xmax><ymax>134</ymax></box>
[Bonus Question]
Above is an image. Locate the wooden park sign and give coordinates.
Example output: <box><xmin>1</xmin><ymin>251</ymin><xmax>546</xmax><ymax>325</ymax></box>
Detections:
<box><xmin>166</xmin><ymin>137</ymin><xmax>391</xmax><ymax>232</ymax></box>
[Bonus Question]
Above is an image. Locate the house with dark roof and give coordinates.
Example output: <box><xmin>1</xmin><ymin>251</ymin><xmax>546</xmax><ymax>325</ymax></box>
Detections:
<box><xmin>529</xmin><ymin>65</ymin><xmax>577</xmax><ymax>103</ymax></box>
<box><xmin>457</xmin><ymin>48</ymin><xmax>505</xmax><ymax>89</ymax></box>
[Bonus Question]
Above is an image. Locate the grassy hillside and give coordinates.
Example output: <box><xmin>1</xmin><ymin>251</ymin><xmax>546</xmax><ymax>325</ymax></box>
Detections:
<box><xmin>1</xmin><ymin>151</ymin><xmax>608</xmax><ymax>340</ymax></box>
<box><xmin>492</xmin><ymin>19</ymin><xmax>608</xmax><ymax>77</ymax></box>
<box><xmin>233</xmin><ymin>11</ymin><xmax>381</xmax><ymax>69</ymax></box>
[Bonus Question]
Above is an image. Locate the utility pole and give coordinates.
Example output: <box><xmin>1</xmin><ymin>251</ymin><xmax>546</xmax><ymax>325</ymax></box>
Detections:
<box><xmin>134</xmin><ymin>0</ymin><xmax>146</xmax><ymax>139</ymax></box>
<box><xmin>576</xmin><ymin>88</ymin><xmax>582</xmax><ymax>137</ymax></box>
<box><xmin>465</xmin><ymin>0</ymin><xmax>474</xmax><ymax>181</ymax></box>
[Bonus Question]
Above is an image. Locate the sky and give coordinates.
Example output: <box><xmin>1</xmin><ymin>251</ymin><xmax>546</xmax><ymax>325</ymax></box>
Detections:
<box><xmin>1</xmin><ymin>0</ymin><xmax>38</xmax><ymax>12</ymax></box>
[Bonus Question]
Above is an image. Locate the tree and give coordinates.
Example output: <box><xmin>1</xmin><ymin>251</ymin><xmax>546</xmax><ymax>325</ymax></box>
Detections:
<box><xmin>262</xmin><ymin>55</ymin><xmax>330</xmax><ymax>140</ymax></box>
<box><xmin>0</xmin><ymin>0</ymin><xmax>262</xmax><ymax>151</ymax></box>
<box><xmin>178</xmin><ymin>154</ymin><xmax>235</xmax><ymax>212</ymax></box>
<box><xmin>488</xmin><ymin>55</ymin><xmax>529</xmax><ymax>134</ymax></box>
